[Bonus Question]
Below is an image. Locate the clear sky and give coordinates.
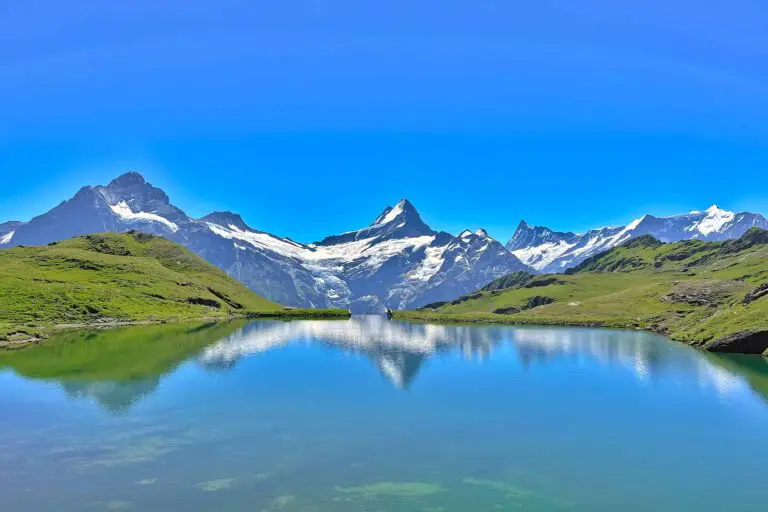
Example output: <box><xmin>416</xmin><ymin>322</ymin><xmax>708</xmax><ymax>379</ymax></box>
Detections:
<box><xmin>1</xmin><ymin>1</ymin><xmax>767</xmax><ymax>243</ymax></box>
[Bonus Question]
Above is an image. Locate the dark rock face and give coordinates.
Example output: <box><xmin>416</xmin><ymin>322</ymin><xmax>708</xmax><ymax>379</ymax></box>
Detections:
<box><xmin>1</xmin><ymin>173</ymin><xmax>535</xmax><ymax>313</ymax></box>
<box><xmin>744</xmin><ymin>282</ymin><xmax>768</xmax><ymax>306</ymax></box>
<box><xmin>525</xmin><ymin>295</ymin><xmax>555</xmax><ymax>309</ymax></box>
<box><xmin>199</xmin><ymin>212</ymin><xmax>251</xmax><ymax>232</ymax></box>
<box><xmin>493</xmin><ymin>306</ymin><xmax>521</xmax><ymax>314</ymax></box>
<box><xmin>524</xmin><ymin>277</ymin><xmax>564</xmax><ymax>288</ymax></box>
<box><xmin>11</xmin><ymin>187</ymin><xmax>117</xmax><ymax>246</ymax></box>
<box><xmin>705</xmin><ymin>330</ymin><xmax>768</xmax><ymax>355</ymax></box>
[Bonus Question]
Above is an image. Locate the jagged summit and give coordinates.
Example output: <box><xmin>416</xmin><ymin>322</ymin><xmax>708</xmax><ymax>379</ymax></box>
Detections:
<box><xmin>317</xmin><ymin>199</ymin><xmax>435</xmax><ymax>246</ymax></box>
<box><xmin>100</xmin><ymin>171</ymin><xmax>170</xmax><ymax>207</ymax></box>
<box><xmin>508</xmin><ymin>204</ymin><xmax>767</xmax><ymax>273</ymax></box>
<box><xmin>108</xmin><ymin>171</ymin><xmax>146</xmax><ymax>188</ymax></box>
<box><xmin>201</xmin><ymin>211</ymin><xmax>251</xmax><ymax>231</ymax></box>
<box><xmin>506</xmin><ymin>220</ymin><xmax>578</xmax><ymax>252</ymax></box>
<box><xmin>371</xmin><ymin>199</ymin><xmax>421</xmax><ymax>226</ymax></box>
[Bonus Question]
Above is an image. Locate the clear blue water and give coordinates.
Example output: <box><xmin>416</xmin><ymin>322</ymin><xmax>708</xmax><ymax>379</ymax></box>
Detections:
<box><xmin>1</xmin><ymin>317</ymin><xmax>766</xmax><ymax>511</ymax></box>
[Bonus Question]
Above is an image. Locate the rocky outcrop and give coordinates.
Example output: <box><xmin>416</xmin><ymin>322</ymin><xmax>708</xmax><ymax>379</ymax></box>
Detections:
<box><xmin>704</xmin><ymin>330</ymin><xmax>768</xmax><ymax>355</ymax></box>
<box><xmin>744</xmin><ymin>282</ymin><xmax>768</xmax><ymax>306</ymax></box>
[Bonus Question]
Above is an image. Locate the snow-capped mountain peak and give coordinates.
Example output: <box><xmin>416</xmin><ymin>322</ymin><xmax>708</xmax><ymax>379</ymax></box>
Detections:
<box><xmin>371</xmin><ymin>199</ymin><xmax>415</xmax><ymax>226</ymax></box>
<box><xmin>506</xmin><ymin>220</ymin><xmax>578</xmax><ymax>251</ymax></box>
<box><xmin>102</xmin><ymin>171</ymin><xmax>171</xmax><ymax>206</ymax></box>
<box><xmin>200</xmin><ymin>211</ymin><xmax>252</xmax><ymax>232</ymax></box>
<box><xmin>691</xmin><ymin>205</ymin><xmax>736</xmax><ymax>236</ymax></box>
<box><xmin>107</xmin><ymin>171</ymin><xmax>146</xmax><ymax>188</ymax></box>
<box><xmin>318</xmin><ymin>198</ymin><xmax>434</xmax><ymax>247</ymax></box>
<box><xmin>370</xmin><ymin>199</ymin><xmax>423</xmax><ymax>228</ymax></box>
<box><xmin>707</xmin><ymin>204</ymin><xmax>725</xmax><ymax>214</ymax></box>
<box><xmin>508</xmin><ymin>205</ymin><xmax>767</xmax><ymax>273</ymax></box>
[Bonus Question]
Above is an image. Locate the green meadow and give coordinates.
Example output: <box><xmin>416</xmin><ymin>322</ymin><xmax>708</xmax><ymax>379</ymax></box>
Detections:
<box><xmin>0</xmin><ymin>231</ymin><xmax>348</xmax><ymax>344</ymax></box>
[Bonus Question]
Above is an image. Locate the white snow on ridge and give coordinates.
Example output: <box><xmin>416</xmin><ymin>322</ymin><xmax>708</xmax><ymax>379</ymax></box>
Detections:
<box><xmin>206</xmin><ymin>220</ymin><xmax>435</xmax><ymax>274</ymax></box>
<box><xmin>109</xmin><ymin>201</ymin><xmax>179</xmax><ymax>233</ymax></box>
<box><xmin>378</xmin><ymin>202</ymin><xmax>404</xmax><ymax>225</ymax></box>
<box><xmin>407</xmin><ymin>244</ymin><xmax>448</xmax><ymax>282</ymax></box>
<box><xmin>206</xmin><ymin>222</ymin><xmax>309</xmax><ymax>259</ymax></box>
<box><xmin>372</xmin><ymin>200</ymin><xmax>407</xmax><ymax>226</ymax></box>
<box><xmin>0</xmin><ymin>231</ymin><xmax>14</xmax><ymax>245</ymax></box>
<box><xmin>512</xmin><ymin>240</ymin><xmax>576</xmax><ymax>271</ymax></box>
<box><xmin>686</xmin><ymin>205</ymin><xmax>735</xmax><ymax>236</ymax></box>
<box><xmin>513</xmin><ymin>218</ymin><xmax>642</xmax><ymax>272</ymax></box>
<box><xmin>320</xmin><ymin>235</ymin><xmax>435</xmax><ymax>272</ymax></box>
<box><xmin>623</xmin><ymin>216</ymin><xmax>645</xmax><ymax>232</ymax></box>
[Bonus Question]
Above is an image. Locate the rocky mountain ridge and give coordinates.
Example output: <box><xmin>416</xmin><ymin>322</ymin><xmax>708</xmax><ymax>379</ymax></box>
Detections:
<box><xmin>1</xmin><ymin>172</ymin><xmax>531</xmax><ymax>312</ymax></box>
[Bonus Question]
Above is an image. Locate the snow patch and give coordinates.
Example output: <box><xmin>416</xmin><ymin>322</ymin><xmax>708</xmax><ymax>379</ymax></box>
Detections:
<box><xmin>109</xmin><ymin>201</ymin><xmax>179</xmax><ymax>233</ymax></box>
<box><xmin>0</xmin><ymin>231</ymin><xmax>14</xmax><ymax>245</ymax></box>
<box><xmin>206</xmin><ymin>222</ymin><xmax>309</xmax><ymax>259</ymax></box>
<box><xmin>373</xmin><ymin>201</ymin><xmax>406</xmax><ymax>226</ymax></box>
<box><xmin>406</xmin><ymin>244</ymin><xmax>448</xmax><ymax>282</ymax></box>
<box><xmin>208</xmin><ymin>220</ymin><xmax>435</xmax><ymax>275</ymax></box>
<box><xmin>512</xmin><ymin>239</ymin><xmax>576</xmax><ymax>271</ymax></box>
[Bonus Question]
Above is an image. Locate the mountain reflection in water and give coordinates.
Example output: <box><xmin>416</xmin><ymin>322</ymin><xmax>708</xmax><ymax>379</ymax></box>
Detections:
<box><xmin>1</xmin><ymin>317</ymin><xmax>767</xmax><ymax>512</ymax></box>
<box><xmin>0</xmin><ymin>316</ymin><xmax>766</xmax><ymax>414</ymax></box>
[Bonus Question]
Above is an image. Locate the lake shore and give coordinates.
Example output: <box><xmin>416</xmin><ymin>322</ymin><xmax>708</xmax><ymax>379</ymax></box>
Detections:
<box><xmin>391</xmin><ymin>310</ymin><xmax>768</xmax><ymax>357</ymax></box>
<box><xmin>0</xmin><ymin>308</ymin><xmax>351</xmax><ymax>349</ymax></box>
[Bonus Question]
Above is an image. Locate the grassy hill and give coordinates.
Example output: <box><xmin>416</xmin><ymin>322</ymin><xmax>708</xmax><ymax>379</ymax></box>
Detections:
<box><xmin>395</xmin><ymin>229</ymin><xmax>768</xmax><ymax>356</ymax></box>
<box><xmin>0</xmin><ymin>231</ymin><xmax>348</xmax><ymax>344</ymax></box>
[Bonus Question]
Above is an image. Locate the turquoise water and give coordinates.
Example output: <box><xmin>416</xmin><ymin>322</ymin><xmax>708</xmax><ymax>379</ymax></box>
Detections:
<box><xmin>1</xmin><ymin>317</ymin><xmax>766</xmax><ymax>511</ymax></box>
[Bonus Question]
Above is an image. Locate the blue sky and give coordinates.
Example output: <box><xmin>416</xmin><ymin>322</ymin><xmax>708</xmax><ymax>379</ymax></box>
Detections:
<box><xmin>1</xmin><ymin>1</ymin><xmax>767</xmax><ymax>243</ymax></box>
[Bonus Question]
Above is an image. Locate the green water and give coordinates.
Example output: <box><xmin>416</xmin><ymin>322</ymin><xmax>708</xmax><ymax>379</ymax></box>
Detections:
<box><xmin>1</xmin><ymin>317</ymin><xmax>766</xmax><ymax>511</ymax></box>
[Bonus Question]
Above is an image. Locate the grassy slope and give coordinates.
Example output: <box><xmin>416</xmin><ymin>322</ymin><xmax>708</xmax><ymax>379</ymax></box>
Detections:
<box><xmin>0</xmin><ymin>231</ymin><xmax>348</xmax><ymax>342</ymax></box>
<box><xmin>395</xmin><ymin>231</ymin><xmax>768</xmax><ymax>355</ymax></box>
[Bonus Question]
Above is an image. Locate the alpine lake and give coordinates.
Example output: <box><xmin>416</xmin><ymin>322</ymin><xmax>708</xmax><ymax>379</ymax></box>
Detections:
<box><xmin>1</xmin><ymin>316</ymin><xmax>766</xmax><ymax>511</ymax></box>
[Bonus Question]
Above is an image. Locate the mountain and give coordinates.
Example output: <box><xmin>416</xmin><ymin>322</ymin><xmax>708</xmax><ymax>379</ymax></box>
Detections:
<box><xmin>1</xmin><ymin>173</ymin><xmax>532</xmax><ymax>313</ymax></box>
<box><xmin>402</xmin><ymin>229</ymin><xmax>768</xmax><ymax>356</ymax></box>
<box><xmin>196</xmin><ymin>198</ymin><xmax>532</xmax><ymax>312</ymax></box>
<box><xmin>508</xmin><ymin>205</ymin><xmax>768</xmax><ymax>273</ymax></box>
<box><xmin>0</xmin><ymin>221</ymin><xmax>21</xmax><ymax>245</ymax></box>
<box><xmin>0</xmin><ymin>231</ymin><xmax>347</xmax><ymax>343</ymax></box>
